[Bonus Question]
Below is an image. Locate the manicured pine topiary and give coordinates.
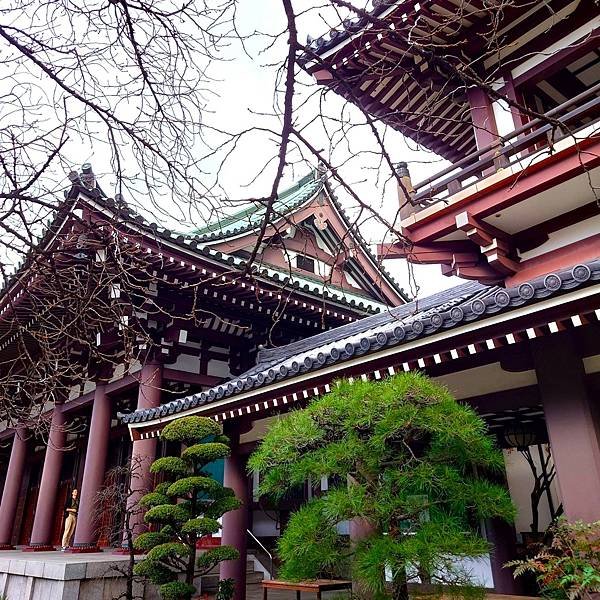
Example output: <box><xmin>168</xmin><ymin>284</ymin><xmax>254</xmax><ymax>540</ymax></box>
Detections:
<box><xmin>249</xmin><ymin>372</ymin><xmax>516</xmax><ymax>600</ymax></box>
<box><xmin>134</xmin><ymin>416</ymin><xmax>241</xmax><ymax>600</ymax></box>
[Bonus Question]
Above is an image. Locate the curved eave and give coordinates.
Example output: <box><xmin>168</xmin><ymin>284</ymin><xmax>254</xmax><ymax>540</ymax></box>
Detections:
<box><xmin>123</xmin><ymin>259</ymin><xmax>600</xmax><ymax>430</ymax></box>
<box><xmin>189</xmin><ymin>176</ymin><xmax>324</xmax><ymax>244</ymax></box>
<box><xmin>78</xmin><ymin>192</ymin><xmax>389</xmax><ymax>315</ymax></box>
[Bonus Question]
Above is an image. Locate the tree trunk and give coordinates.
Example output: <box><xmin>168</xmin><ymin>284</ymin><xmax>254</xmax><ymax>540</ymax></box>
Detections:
<box><xmin>186</xmin><ymin>493</ymin><xmax>197</xmax><ymax>586</ymax></box>
<box><xmin>392</xmin><ymin>568</ymin><xmax>409</xmax><ymax>600</ymax></box>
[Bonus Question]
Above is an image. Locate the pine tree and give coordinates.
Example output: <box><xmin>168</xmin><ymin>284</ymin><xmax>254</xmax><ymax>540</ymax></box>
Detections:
<box><xmin>134</xmin><ymin>416</ymin><xmax>241</xmax><ymax>600</ymax></box>
<box><xmin>248</xmin><ymin>373</ymin><xmax>515</xmax><ymax>600</ymax></box>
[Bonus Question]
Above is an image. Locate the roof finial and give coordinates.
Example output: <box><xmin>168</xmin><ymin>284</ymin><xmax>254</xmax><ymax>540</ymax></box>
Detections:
<box><xmin>80</xmin><ymin>163</ymin><xmax>96</xmax><ymax>190</ymax></box>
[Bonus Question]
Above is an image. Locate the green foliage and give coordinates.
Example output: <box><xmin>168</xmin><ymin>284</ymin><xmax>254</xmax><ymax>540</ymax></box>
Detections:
<box><xmin>134</xmin><ymin>531</ymin><xmax>171</xmax><ymax>552</ymax></box>
<box><xmin>216</xmin><ymin>578</ymin><xmax>236</xmax><ymax>600</ymax></box>
<box><xmin>154</xmin><ymin>482</ymin><xmax>172</xmax><ymax>495</ymax></box>
<box><xmin>277</xmin><ymin>500</ymin><xmax>348</xmax><ymax>581</ymax></box>
<box><xmin>146</xmin><ymin>542</ymin><xmax>190</xmax><ymax>562</ymax></box>
<box><xmin>140</xmin><ymin>491</ymin><xmax>171</xmax><ymax>508</ymax></box>
<box><xmin>135</xmin><ymin>416</ymin><xmax>240</xmax><ymax>600</ymax></box>
<box><xmin>150</xmin><ymin>457</ymin><xmax>188</xmax><ymax>475</ymax></box>
<box><xmin>507</xmin><ymin>519</ymin><xmax>600</xmax><ymax>599</ymax></box>
<box><xmin>196</xmin><ymin>545</ymin><xmax>240</xmax><ymax>573</ymax></box>
<box><xmin>144</xmin><ymin>503</ymin><xmax>190</xmax><ymax>525</ymax></box>
<box><xmin>167</xmin><ymin>476</ymin><xmax>222</xmax><ymax>497</ymax></box>
<box><xmin>161</xmin><ymin>416</ymin><xmax>221</xmax><ymax>444</ymax></box>
<box><xmin>159</xmin><ymin>581</ymin><xmax>197</xmax><ymax>600</ymax></box>
<box><xmin>250</xmin><ymin>373</ymin><xmax>514</xmax><ymax>598</ymax></box>
<box><xmin>181</xmin><ymin>517</ymin><xmax>220</xmax><ymax>536</ymax></box>
<box><xmin>133</xmin><ymin>559</ymin><xmax>174</xmax><ymax>585</ymax></box>
<box><xmin>182</xmin><ymin>442</ymin><xmax>230</xmax><ymax>465</ymax></box>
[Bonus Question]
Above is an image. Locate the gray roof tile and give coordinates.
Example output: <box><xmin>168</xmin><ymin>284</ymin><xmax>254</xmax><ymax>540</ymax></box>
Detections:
<box><xmin>120</xmin><ymin>258</ymin><xmax>600</xmax><ymax>425</ymax></box>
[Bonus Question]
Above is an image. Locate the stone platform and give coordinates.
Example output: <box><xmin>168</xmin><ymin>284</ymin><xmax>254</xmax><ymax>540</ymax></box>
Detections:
<box><xmin>0</xmin><ymin>548</ymin><xmax>152</xmax><ymax>600</ymax></box>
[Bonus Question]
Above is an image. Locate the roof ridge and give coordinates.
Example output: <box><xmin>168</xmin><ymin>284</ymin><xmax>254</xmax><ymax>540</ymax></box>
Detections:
<box><xmin>187</xmin><ymin>171</ymin><xmax>321</xmax><ymax>240</ymax></box>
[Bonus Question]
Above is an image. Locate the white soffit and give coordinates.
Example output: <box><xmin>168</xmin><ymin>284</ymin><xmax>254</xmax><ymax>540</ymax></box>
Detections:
<box><xmin>483</xmin><ymin>165</ymin><xmax>600</xmax><ymax>235</ymax></box>
<box><xmin>435</xmin><ymin>362</ymin><xmax>537</xmax><ymax>400</ymax></box>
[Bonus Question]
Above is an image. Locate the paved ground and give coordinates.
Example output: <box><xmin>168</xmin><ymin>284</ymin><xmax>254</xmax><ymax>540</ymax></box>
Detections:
<box><xmin>0</xmin><ymin>548</ymin><xmax>129</xmax><ymax>563</ymax></box>
<box><xmin>0</xmin><ymin>550</ymin><xmax>537</xmax><ymax>600</ymax></box>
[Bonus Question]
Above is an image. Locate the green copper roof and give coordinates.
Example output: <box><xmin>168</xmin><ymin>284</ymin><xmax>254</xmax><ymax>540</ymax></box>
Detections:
<box><xmin>189</xmin><ymin>172</ymin><xmax>323</xmax><ymax>242</ymax></box>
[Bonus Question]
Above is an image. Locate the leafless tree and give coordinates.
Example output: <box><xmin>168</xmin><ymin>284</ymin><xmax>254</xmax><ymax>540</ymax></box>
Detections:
<box><xmin>94</xmin><ymin>459</ymin><xmax>149</xmax><ymax>600</ymax></box>
<box><xmin>0</xmin><ymin>0</ymin><xmax>596</xmax><ymax>426</ymax></box>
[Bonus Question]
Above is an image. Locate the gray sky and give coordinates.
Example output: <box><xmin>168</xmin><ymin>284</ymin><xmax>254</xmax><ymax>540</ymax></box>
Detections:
<box><xmin>43</xmin><ymin>0</ymin><xmax>462</xmax><ymax>299</ymax></box>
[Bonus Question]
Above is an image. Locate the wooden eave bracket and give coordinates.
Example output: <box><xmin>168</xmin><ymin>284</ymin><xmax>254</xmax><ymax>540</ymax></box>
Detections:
<box><xmin>455</xmin><ymin>211</ymin><xmax>519</xmax><ymax>275</ymax></box>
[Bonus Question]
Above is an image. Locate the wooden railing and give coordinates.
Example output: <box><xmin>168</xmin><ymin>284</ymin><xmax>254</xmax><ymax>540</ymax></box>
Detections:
<box><xmin>412</xmin><ymin>81</ymin><xmax>600</xmax><ymax>206</ymax></box>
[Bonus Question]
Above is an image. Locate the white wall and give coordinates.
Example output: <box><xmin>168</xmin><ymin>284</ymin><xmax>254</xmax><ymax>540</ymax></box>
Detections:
<box><xmin>503</xmin><ymin>445</ymin><xmax>562</xmax><ymax>537</ymax></box>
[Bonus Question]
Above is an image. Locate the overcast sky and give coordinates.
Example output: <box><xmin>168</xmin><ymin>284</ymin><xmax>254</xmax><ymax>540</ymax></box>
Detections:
<box><xmin>57</xmin><ymin>0</ymin><xmax>461</xmax><ymax>300</ymax></box>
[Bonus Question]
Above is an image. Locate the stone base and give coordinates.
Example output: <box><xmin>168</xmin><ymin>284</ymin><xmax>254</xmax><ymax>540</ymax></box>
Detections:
<box><xmin>23</xmin><ymin>545</ymin><xmax>56</xmax><ymax>552</ymax></box>
<box><xmin>112</xmin><ymin>547</ymin><xmax>144</xmax><ymax>555</ymax></box>
<box><xmin>0</xmin><ymin>549</ymin><xmax>158</xmax><ymax>600</ymax></box>
<box><xmin>66</xmin><ymin>545</ymin><xmax>101</xmax><ymax>554</ymax></box>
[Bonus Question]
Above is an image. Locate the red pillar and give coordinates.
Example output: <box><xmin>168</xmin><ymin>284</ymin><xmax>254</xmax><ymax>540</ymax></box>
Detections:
<box><xmin>220</xmin><ymin>422</ymin><xmax>249</xmax><ymax>600</ymax></box>
<box><xmin>70</xmin><ymin>385</ymin><xmax>111</xmax><ymax>552</ymax></box>
<box><xmin>0</xmin><ymin>428</ymin><xmax>28</xmax><ymax>549</ymax></box>
<box><xmin>123</xmin><ymin>362</ymin><xmax>163</xmax><ymax>544</ymax></box>
<box><xmin>350</xmin><ymin>516</ymin><xmax>376</xmax><ymax>597</ymax></box>
<box><xmin>25</xmin><ymin>403</ymin><xmax>67</xmax><ymax>551</ymax></box>
<box><xmin>533</xmin><ymin>334</ymin><xmax>600</xmax><ymax>522</ymax></box>
<box><xmin>467</xmin><ymin>86</ymin><xmax>500</xmax><ymax>150</ymax></box>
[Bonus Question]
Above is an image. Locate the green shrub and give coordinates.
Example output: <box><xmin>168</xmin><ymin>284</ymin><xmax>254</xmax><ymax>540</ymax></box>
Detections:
<box><xmin>196</xmin><ymin>545</ymin><xmax>240</xmax><ymax>571</ymax></box>
<box><xmin>180</xmin><ymin>517</ymin><xmax>220</xmax><ymax>536</ymax></box>
<box><xmin>144</xmin><ymin>503</ymin><xmax>190</xmax><ymax>524</ymax></box>
<box><xmin>159</xmin><ymin>581</ymin><xmax>197</xmax><ymax>600</ymax></box>
<box><xmin>139</xmin><ymin>491</ymin><xmax>170</xmax><ymax>508</ymax></box>
<box><xmin>135</xmin><ymin>416</ymin><xmax>241</xmax><ymax>600</ymax></box>
<box><xmin>146</xmin><ymin>542</ymin><xmax>190</xmax><ymax>562</ymax></box>
<box><xmin>134</xmin><ymin>531</ymin><xmax>171</xmax><ymax>551</ymax></box>
<box><xmin>507</xmin><ymin>519</ymin><xmax>600</xmax><ymax>599</ymax></box>
<box><xmin>161</xmin><ymin>416</ymin><xmax>220</xmax><ymax>444</ymax></box>
<box><xmin>216</xmin><ymin>578</ymin><xmax>236</xmax><ymax>600</ymax></box>
<box><xmin>166</xmin><ymin>476</ymin><xmax>221</xmax><ymax>497</ymax></box>
<box><xmin>150</xmin><ymin>457</ymin><xmax>187</xmax><ymax>475</ymax></box>
<box><xmin>249</xmin><ymin>373</ymin><xmax>515</xmax><ymax>599</ymax></box>
<box><xmin>182</xmin><ymin>442</ymin><xmax>230</xmax><ymax>464</ymax></box>
<box><xmin>133</xmin><ymin>559</ymin><xmax>174</xmax><ymax>584</ymax></box>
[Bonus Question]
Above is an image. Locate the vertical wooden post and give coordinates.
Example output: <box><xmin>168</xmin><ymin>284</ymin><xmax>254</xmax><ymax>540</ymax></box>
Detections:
<box><xmin>220</xmin><ymin>420</ymin><xmax>250</xmax><ymax>600</ymax></box>
<box><xmin>0</xmin><ymin>428</ymin><xmax>27</xmax><ymax>548</ymax></box>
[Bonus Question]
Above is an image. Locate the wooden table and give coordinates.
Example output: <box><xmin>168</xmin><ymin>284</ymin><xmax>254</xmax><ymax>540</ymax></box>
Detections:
<box><xmin>262</xmin><ymin>579</ymin><xmax>352</xmax><ymax>600</ymax></box>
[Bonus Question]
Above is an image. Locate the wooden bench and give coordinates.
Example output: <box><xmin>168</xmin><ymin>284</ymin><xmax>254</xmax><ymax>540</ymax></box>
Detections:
<box><xmin>262</xmin><ymin>579</ymin><xmax>352</xmax><ymax>600</ymax></box>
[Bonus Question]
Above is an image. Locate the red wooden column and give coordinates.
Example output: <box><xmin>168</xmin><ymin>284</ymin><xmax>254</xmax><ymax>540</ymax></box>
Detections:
<box><xmin>124</xmin><ymin>362</ymin><xmax>163</xmax><ymax>543</ymax></box>
<box><xmin>0</xmin><ymin>428</ymin><xmax>28</xmax><ymax>549</ymax></box>
<box><xmin>25</xmin><ymin>402</ymin><xmax>67</xmax><ymax>551</ymax></box>
<box><xmin>220</xmin><ymin>420</ymin><xmax>250</xmax><ymax>600</ymax></box>
<box><xmin>467</xmin><ymin>87</ymin><xmax>500</xmax><ymax>150</ymax></box>
<box><xmin>350</xmin><ymin>515</ymin><xmax>376</xmax><ymax>597</ymax></box>
<box><xmin>70</xmin><ymin>384</ymin><xmax>111</xmax><ymax>552</ymax></box>
<box><xmin>533</xmin><ymin>333</ymin><xmax>600</xmax><ymax>522</ymax></box>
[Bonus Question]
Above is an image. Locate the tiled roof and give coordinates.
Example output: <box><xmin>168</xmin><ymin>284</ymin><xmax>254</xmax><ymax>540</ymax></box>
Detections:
<box><xmin>121</xmin><ymin>258</ymin><xmax>600</xmax><ymax>424</ymax></box>
<box><xmin>82</xmin><ymin>170</ymin><xmax>406</xmax><ymax>310</ymax></box>
<box><xmin>188</xmin><ymin>173</ymin><xmax>322</xmax><ymax>242</ymax></box>
<box><xmin>301</xmin><ymin>0</ymin><xmax>397</xmax><ymax>62</ymax></box>
<box><xmin>0</xmin><ymin>169</ymin><xmax>404</xmax><ymax>315</ymax></box>
<box><xmin>185</xmin><ymin>171</ymin><xmax>407</xmax><ymax>304</ymax></box>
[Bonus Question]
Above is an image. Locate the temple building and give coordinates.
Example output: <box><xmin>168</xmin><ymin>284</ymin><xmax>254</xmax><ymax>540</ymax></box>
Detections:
<box><xmin>0</xmin><ymin>168</ymin><xmax>405</xmax><ymax>562</ymax></box>
<box><xmin>1</xmin><ymin>0</ymin><xmax>599</xmax><ymax>598</ymax></box>
<box><xmin>122</xmin><ymin>0</ymin><xmax>600</xmax><ymax>597</ymax></box>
